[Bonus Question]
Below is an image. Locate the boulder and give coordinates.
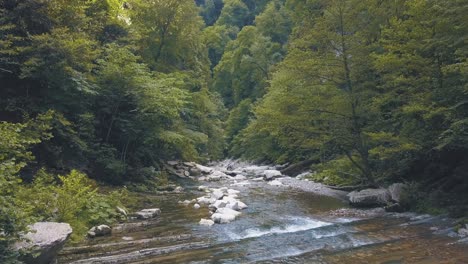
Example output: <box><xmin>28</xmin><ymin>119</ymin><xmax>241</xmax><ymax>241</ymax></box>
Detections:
<box><xmin>88</xmin><ymin>225</ymin><xmax>112</xmax><ymax>238</ymax></box>
<box><xmin>196</xmin><ymin>164</ymin><xmax>213</xmax><ymax>175</ymax></box>
<box><xmin>268</xmin><ymin>180</ymin><xmax>283</xmax><ymax>186</ymax></box>
<box><xmin>347</xmin><ymin>188</ymin><xmax>391</xmax><ymax>207</ymax></box>
<box><xmin>211</xmin><ymin>189</ymin><xmax>225</xmax><ymax>200</ymax></box>
<box><xmin>183</xmin><ymin>162</ymin><xmax>196</xmax><ymax>168</ymax></box>
<box><xmin>135</xmin><ymin>208</ymin><xmax>161</xmax><ymax>219</ymax></box>
<box><xmin>14</xmin><ymin>222</ymin><xmax>72</xmax><ymax>264</ymax></box>
<box><xmin>210</xmin><ymin>200</ymin><xmax>227</xmax><ymax>210</ymax></box>
<box><xmin>211</xmin><ymin>208</ymin><xmax>241</xmax><ymax>224</ymax></box>
<box><xmin>199</xmin><ymin>219</ymin><xmax>215</xmax><ymax>226</ymax></box>
<box><xmin>263</xmin><ymin>170</ymin><xmax>282</xmax><ymax>181</ymax></box>
<box><xmin>189</xmin><ymin>167</ymin><xmax>201</xmax><ymax>176</ymax></box>
<box><xmin>197</xmin><ymin>196</ymin><xmax>215</xmax><ymax>205</ymax></box>
<box><xmin>388</xmin><ymin>183</ymin><xmax>407</xmax><ymax>203</ymax></box>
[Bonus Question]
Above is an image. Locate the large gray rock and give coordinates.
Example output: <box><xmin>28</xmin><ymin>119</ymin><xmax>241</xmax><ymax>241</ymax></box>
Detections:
<box><xmin>263</xmin><ymin>170</ymin><xmax>282</xmax><ymax>181</ymax></box>
<box><xmin>135</xmin><ymin>208</ymin><xmax>161</xmax><ymax>219</ymax></box>
<box><xmin>388</xmin><ymin>183</ymin><xmax>407</xmax><ymax>202</ymax></box>
<box><xmin>15</xmin><ymin>222</ymin><xmax>72</xmax><ymax>264</ymax></box>
<box><xmin>88</xmin><ymin>225</ymin><xmax>112</xmax><ymax>238</ymax></box>
<box><xmin>195</xmin><ymin>164</ymin><xmax>213</xmax><ymax>175</ymax></box>
<box><xmin>348</xmin><ymin>188</ymin><xmax>391</xmax><ymax>207</ymax></box>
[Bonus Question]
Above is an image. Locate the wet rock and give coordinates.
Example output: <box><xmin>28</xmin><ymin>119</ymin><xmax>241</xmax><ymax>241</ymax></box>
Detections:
<box><xmin>197</xmin><ymin>196</ymin><xmax>215</xmax><ymax>205</ymax></box>
<box><xmin>174</xmin><ymin>186</ymin><xmax>184</xmax><ymax>193</ymax></box>
<box><xmin>135</xmin><ymin>208</ymin><xmax>161</xmax><ymax>219</ymax></box>
<box><xmin>193</xmin><ymin>203</ymin><xmax>201</xmax><ymax>209</ymax></box>
<box><xmin>268</xmin><ymin>180</ymin><xmax>283</xmax><ymax>186</ymax></box>
<box><xmin>348</xmin><ymin>188</ymin><xmax>391</xmax><ymax>207</ymax></box>
<box><xmin>189</xmin><ymin>167</ymin><xmax>201</xmax><ymax>176</ymax></box>
<box><xmin>227</xmin><ymin>189</ymin><xmax>240</xmax><ymax>195</ymax></box>
<box><xmin>388</xmin><ymin>183</ymin><xmax>407</xmax><ymax>202</ymax></box>
<box><xmin>196</xmin><ymin>164</ymin><xmax>213</xmax><ymax>175</ymax></box>
<box><xmin>122</xmin><ymin>236</ymin><xmax>134</xmax><ymax>241</ymax></box>
<box><xmin>88</xmin><ymin>225</ymin><xmax>112</xmax><ymax>238</ymax></box>
<box><xmin>199</xmin><ymin>219</ymin><xmax>215</xmax><ymax>226</ymax></box>
<box><xmin>263</xmin><ymin>170</ymin><xmax>282</xmax><ymax>181</ymax></box>
<box><xmin>14</xmin><ymin>222</ymin><xmax>72</xmax><ymax>264</ymax></box>
<box><xmin>210</xmin><ymin>200</ymin><xmax>227</xmax><ymax>210</ymax></box>
<box><xmin>384</xmin><ymin>203</ymin><xmax>405</xmax><ymax>213</ymax></box>
<box><xmin>458</xmin><ymin>225</ymin><xmax>468</xmax><ymax>237</ymax></box>
<box><xmin>179</xmin><ymin>200</ymin><xmax>192</xmax><ymax>205</ymax></box>
<box><xmin>183</xmin><ymin>162</ymin><xmax>196</xmax><ymax>168</ymax></box>
<box><xmin>233</xmin><ymin>175</ymin><xmax>247</xmax><ymax>180</ymax></box>
<box><xmin>198</xmin><ymin>185</ymin><xmax>210</xmax><ymax>192</ymax></box>
<box><xmin>211</xmin><ymin>189</ymin><xmax>225</xmax><ymax>200</ymax></box>
<box><xmin>211</xmin><ymin>208</ymin><xmax>241</xmax><ymax>224</ymax></box>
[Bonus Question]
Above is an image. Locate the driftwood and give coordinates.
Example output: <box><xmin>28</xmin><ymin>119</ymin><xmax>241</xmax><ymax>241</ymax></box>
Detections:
<box><xmin>69</xmin><ymin>242</ymin><xmax>210</xmax><ymax>264</ymax></box>
<box><xmin>280</xmin><ymin>159</ymin><xmax>318</xmax><ymax>176</ymax></box>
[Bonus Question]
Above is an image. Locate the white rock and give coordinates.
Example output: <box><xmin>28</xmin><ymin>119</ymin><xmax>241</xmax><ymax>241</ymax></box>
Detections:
<box><xmin>211</xmin><ymin>200</ymin><xmax>227</xmax><ymax>209</ymax></box>
<box><xmin>135</xmin><ymin>208</ymin><xmax>161</xmax><ymax>219</ymax></box>
<box><xmin>211</xmin><ymin>189</ymin><xmax>225</xmax><ymax>200</ymax></box>
<box><xmin>197</xmin><ymin>196</ymin><xmax>215</xmax><ymax>205</ymax></box>
<box><xmin>236</xmin><ymin>201</ymin><xmax>248</xmax><ymax>210</ymax></box>
<box><xmin>263</xmin><ymin>170</ymin><xmax>282</xmax><ymax>180</ymax></box>
<box><xmin>87</xmin><ymin>225</ymin><xmax>111</xmax><ymax>238</ymax></box>
<box><xmin>225</xmin><ymin>201</ymin><xmax>240</xmax><ymax>210</ymax></box>
<box><xmin>199</xmin><ymin>219</ymin><xmax>215</xmax><ymax>226</ymax></box>
<box><xmin>211</xmin><ymin>208</ymin><xmax>241</xmax><ymax>224</ymax></box>
<box><xmin>231</xmin><ymin>181</ymin><xmax>251</xmax><ymax>186</ymax></box>
<box><xmin>179</xmin><ymin>200</ymin><xmax>192</xmax><ymax>205</ymax></box>
<box><xmin>193</xmin><ymin>203</ymin><xmax>201</xmax><ymax>209</ymax></box>
<box><xmin>268</xmin><ymin>180</ymin><xmax>283</xmax><ymax>186</ymax></box>
<box><xmin>198</xmin><ymin>185</ymin><xmax>209</xmax><ymax>191</ymax></box>
<box><xmin>233</xmin><ymin>175</ymin><xmax>247</xmax><ymax>180</ymax></box>
<box><xmin>14</xmin><ymin>222</ymin><xmax>73</xmax><ymax>264</ymax></box>
<box><xmin>196</xmin><ymin>164</ymin><xmax>214</xmax><ymax>174</ymax></box>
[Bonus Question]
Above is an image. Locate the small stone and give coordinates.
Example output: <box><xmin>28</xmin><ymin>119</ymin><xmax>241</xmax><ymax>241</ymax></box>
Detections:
<box><xmin>193</xmin><ymin>203</ymin><xmax>201</xmax><ymax>209</ymax></box>
<box><xmin>87</xmin><ymin>225</ymin><xmax>112</xmax><ymax>238</ymax></box>
<box><xmin>135</xmin><ymin>208</ymin><xmax>161</xmax><ymax>219</ymax></box>
<box><xmin>199</xmin><ymin>219</ymin><xmax>215</xmax><ymax>226</ymax></box>
<box><xmin>122</xmin><ymin>236</ymin><xmax>134</xmax><ymax>241</ymax></box>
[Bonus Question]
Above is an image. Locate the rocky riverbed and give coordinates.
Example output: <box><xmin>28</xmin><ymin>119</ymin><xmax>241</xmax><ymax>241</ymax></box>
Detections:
<box><xmin>57</xmin><ymin>160</ymin><xmax>468</xmax><ymax>263</ymax></box>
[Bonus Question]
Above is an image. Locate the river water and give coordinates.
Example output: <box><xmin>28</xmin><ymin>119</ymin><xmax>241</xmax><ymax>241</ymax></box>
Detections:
<box><xmin>59</xmin><ymin>163</ymin><xmax>468</xmax><ymax>263</ymax></box>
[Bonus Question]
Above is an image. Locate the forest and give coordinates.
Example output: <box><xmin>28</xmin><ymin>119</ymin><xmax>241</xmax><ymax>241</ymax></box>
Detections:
<box><xmin>0</xmin><ymin>0</ymin><xmax>467</xmax><ymax>262</ymax></box>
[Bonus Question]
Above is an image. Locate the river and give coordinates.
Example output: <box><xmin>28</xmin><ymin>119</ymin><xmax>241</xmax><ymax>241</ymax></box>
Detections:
<box><xmin>58</xmin><ymin>162</ymin><xmax>468</xmax><ymax>263</ymax></box>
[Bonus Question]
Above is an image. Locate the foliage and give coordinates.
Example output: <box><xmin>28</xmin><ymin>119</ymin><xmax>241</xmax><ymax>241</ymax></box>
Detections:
<box><xmin>17</xmin><ymin>170</ymin><xmax>126</xmax><ymax>241</ymax></box>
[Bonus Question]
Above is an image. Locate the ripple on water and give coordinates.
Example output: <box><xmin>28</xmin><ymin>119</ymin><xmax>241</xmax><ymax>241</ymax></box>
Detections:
<box><xmin>226</xmin><ymin>217</ymin><xmax>332</xmax><ymax>240</ymax></box>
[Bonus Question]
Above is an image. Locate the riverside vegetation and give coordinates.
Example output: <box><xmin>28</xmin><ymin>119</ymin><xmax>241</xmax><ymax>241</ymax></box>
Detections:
<box><xmin>0</xmin><ymin>0</ymin><xmax>467</xmax><ymax>262</ymax></box>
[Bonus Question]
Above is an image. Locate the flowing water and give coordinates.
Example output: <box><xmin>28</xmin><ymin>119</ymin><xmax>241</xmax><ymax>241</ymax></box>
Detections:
<box><xmin>58</xmin><ymin>163</ymin><xmax>468</xmax><ymax>264</ymax></box>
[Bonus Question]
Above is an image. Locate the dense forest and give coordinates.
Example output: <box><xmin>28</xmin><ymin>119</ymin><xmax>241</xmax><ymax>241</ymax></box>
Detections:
<box><xmin>0</xmin><ymin>0</ymin><xmax>467</xmax><ymax>262</ymax></box>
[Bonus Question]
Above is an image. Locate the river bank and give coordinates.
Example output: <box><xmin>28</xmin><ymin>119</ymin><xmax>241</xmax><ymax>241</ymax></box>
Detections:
<box><xmin>57</xmin><ymin>160</ymin><xmax>468</xmax><ymax>263</ymax></box>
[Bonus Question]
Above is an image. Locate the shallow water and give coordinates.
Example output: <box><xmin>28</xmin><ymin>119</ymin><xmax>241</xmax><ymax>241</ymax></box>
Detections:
<box><xmin>59</xmin><ymin>164</ymin><xmax>468</xmax><ymax>264</ymax></box>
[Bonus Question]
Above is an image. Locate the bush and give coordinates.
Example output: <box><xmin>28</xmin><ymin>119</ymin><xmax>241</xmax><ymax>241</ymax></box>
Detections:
<box><xmin>17</xmin><ymin>169</ymin><xmax>125</xmax><ymax>241</ymax></box>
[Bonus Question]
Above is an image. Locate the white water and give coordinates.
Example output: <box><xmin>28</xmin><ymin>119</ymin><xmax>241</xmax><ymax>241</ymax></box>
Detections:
<box><xmin>227</xmin><ymin>217</ymin><xmax>332</xmax><ymax>240</ymax></box>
